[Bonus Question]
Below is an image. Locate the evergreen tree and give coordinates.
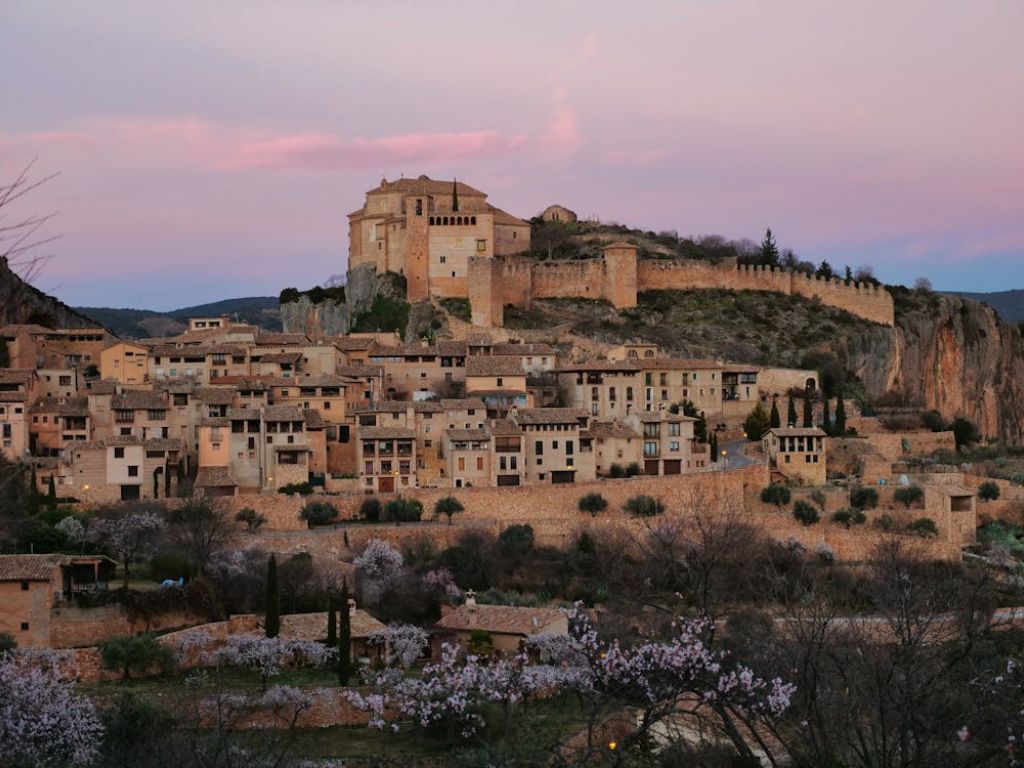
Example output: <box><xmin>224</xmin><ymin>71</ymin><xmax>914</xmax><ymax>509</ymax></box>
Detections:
<box><xmin>802</xmin><ymin>395</ymin><xmax>813</xmax><ymax>428</ymax></box>
<box><xmin>834</xmin><ymin>391</ymin><xmax>847</xmax><ymax>435</ymax></box>
<box><xmin>769</xmin><ymin>398</ymin><xmax>781</xmax><ymax>429</ymax></box>
<box><xmin>710</xmin><ymin>432</ymin><xmax>718</xmax><ymax>463</ymax></box>
<box><xmin>760</xmin><ymin>227</ymin><xmax>780</xmax><ymax>266</ymax></box>
<box><xmin>28</xmin><ymin>466</ymin><xmax>40</xmax><ymax>516</ymax></box>
<box><xmin>338</xmin><ymin>581</ymin><xmax>353</xmax><ymax>686</ymax></box>
<box><xmin>815</xmin><ymin>260</ymin><xmax>835</xmax><ymax>280</ymax></box>
<box><xmin>46</xmin><ymin>475</ymin><xmax>56</xmax><ymax>509</ymax></box>
<box><xmin>787</xmin><ymin>392</ymin><xmax>798</xmax><ymax>428</ymax></box>
<box><xmin>844</xmin><ymin>265</ymin><xmax>853</xmax><ymax>282</ymax></box>
<box><xmin>822</xmin><ymin>397</ymin><xmax>832</xmax><ymax>435</ymax></box>
<box><xmin>265</xmin><ymin>554</ymin><xmax>280</xmax><ymax>638</ymax></box>
<box><xmin>744</xmin><ymin>401</ymin><xmax>771</xmax><ymax>440</ymax></box>
<box><xmin>326</xmin><ymin>598</ymin><xmax>337</xmax><ymax>649</ymax></box>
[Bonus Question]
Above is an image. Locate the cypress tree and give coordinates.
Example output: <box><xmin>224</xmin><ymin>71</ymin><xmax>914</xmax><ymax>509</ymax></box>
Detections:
<box><xmin>28</xmin><ymin>466</ymin><xmax>40</xmax><ymax>516</ymax></box>
<box><xmin>760</xmin><ymin>227</ymin><xmax>780</xmax><ymax>266</ymax></box>
<box><xmin>326</xmin><ymin>598</ymin><xmax>337</xmax><ymax>649</ymax></box>
<box><xmin>802</xmin><ymin>395</ymin><xmax>813</xmax><ymax>428</ymax></box>
<box><xmin>710</xmin><ymin>433</ymin><xmax>718</xmax><ymax>463</ymax></box>
<box><xmin>822</xmin><ymin>397</ymin><xmax>832</xmax><ymax>436</ymax></box>
<box><xmin>787</xmin><ymin>392</ymin><xmax>798</xmax><ymax>428</ymax></box>
<box><xmin>265</xmin><ymin>554</ymin><xmax>280</xmax><ymax>638</ymax></box>
<box><xmin>769</xmin><ymin>398</ymin><xmax>781</xmax><ymax>429</ymax></box>
<box><xmin>835</xmin><ymin>391</ymin><xmax>847</xmax><ymax>435</ymax></box>
<box><xmin>47</xmin><ymin>475</ymin><xmax>56</xmax><ymax>508</ymax></box>
<box><xmin>338</xmin><ymin>581</ymin><xmax>353</xmax><ymax>686</ymax></box>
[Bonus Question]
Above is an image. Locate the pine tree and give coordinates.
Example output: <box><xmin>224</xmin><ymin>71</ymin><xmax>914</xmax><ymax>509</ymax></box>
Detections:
<box><xmin>787</xmin><ymin>392</ymin><xmax>798</xmax><ymax>428</ymax></box>
<box><xmin>760</xmin><ymin>227</ymin><xmax>780</xmax><ymax>266</ymax></box>
<box><xmin>770</xmin><ymin>398</ymin><xmax>781</xmax><ymax>429</ymax></box>
<box><xmin>326</xmin><ymin>598</ymin><xmax>337</xmax><ymax>649</ymax></box>
<box><xmin>265</xmin><ymin>554</ymin><xmax>280</xmax><ymax>638</ymax></box>
<box><xmin>338</xmin><ymin>581</ymin><xmax>353</xmax><ymax>686</ymax></box>
<box><xmin>47</xmin><ymin>475</ymin><xmax>56</xmax><ymax>509</ymax></box>
<box><xmin>802</xmin><ymin>395</ymin><xmax>813</xmax><ymax>428</ymax></box>
<box><xmin>822</xmin><ymin>397</ymin><xmax>832</xmax><ymax>435</ymax></box>
<box><xmin>835</xmin><ymin>391</ymin><xmax>847</xmax><ymax>435</ymax></box>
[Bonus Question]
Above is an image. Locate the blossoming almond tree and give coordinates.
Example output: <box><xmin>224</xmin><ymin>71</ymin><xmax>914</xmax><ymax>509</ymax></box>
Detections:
<box><xmin>207</xmin><ymin>634</ymin><xmax>334</xmax><ymax>691</ymax></box>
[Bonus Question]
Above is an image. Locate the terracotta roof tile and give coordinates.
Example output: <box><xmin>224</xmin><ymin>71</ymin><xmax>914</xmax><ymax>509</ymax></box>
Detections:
<box><xmin>436</xmin><ymin>603</ymin><xmax>565</xmax><ymax>635</ymax></box>
<box><xmin>111</xmin><ymin>390</ymin><xmax>168</xmax><ymax>410</ymax></box>
<box><xmin>195</xmin><ymin>466</ymin><xmax>238</xmax><ymax>487</ymax></box>
<box><xmin>466</xmin><ymin>356</ymin><xmax>524</xmax><ymax>377</ymax></box>
<box><xmin>513</xmin><ymin>408</ymin><xmax>588</xmax><ymax>425</ymax></box>
<box><xmin>359</xmin><ymin>426</ymin><xmax>416</xmax><ymax>440</ymax></box>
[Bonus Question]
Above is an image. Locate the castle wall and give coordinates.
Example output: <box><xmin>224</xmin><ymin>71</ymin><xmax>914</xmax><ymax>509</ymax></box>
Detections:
<box><xmin>470</xmin><ymin>255</ymin><xmax>895</xmax><ymax>328</ymax></box>
<box><xmin>404</xmin><ymin>195</ymin><xmax>430</xmax><ymax>302</ymax></box>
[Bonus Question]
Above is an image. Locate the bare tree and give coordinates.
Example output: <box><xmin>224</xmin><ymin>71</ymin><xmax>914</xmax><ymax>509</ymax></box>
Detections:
<box><xmin>0</xmin><ymin>159</ymin><xmax>60</xmax><ymax>284</ymax></box>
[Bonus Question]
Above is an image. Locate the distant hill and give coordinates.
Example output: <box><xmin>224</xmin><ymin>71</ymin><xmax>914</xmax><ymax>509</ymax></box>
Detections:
<box><xmin>74</xmin><ymin>296</ymin><xmax>282</xmax><ymax>339</ymax></box>
<box><xmin>945</xmin><ymin>289</ymin><xmax>1024</xmax><ymax>324</ymax></box>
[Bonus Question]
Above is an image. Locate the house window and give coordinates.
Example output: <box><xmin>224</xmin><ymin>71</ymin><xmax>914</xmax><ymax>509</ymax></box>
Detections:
<box><xmin>114</xmin><ymin>447</ymin><xmax>125</xmax><ymax>459</ymax></box>
<box><xmin>20</xmin><ymin>623</ymin><xmax>28</xmax><ymax>631</ymax></box>
<box><xmin>440</xmin><ymin>254</ymin><xmax>446</xmax><ymax>264</ymax></box>
<box><xmin>458</xmin><ymin>457</ymin><xmax>465</xmax><ymax>471</ymax></box>
<box><xmin>20</xmin><ymin>581</ymin><xmax>29</xmax><ymax>591</ymax></box>
<box><xmin>476</xmin><ymin>239</ymin><xmax>487</xmax><ymax>251</ymax></box>
<box><xmin>128</xmin><ymin>465</ymin><xmax>139</xmax><ymax>477</ymax></box>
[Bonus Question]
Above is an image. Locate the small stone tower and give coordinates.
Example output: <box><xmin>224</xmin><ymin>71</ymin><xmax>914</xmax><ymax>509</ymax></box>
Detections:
<box><xmin>602</xmin><ymin>242</ymin><xmax>638</xmax><ymax>309</ymax></box>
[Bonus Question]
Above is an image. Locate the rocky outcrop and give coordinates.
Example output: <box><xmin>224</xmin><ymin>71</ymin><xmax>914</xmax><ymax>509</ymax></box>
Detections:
<box><xmin>0</xmin><ymin>256</ymin><xmax>100</xmax><ymax>329</ymax></box>
<box><xmin>279</xmin><ymin>265</ymin><xmax>404</xmax><ymax>338</ymax></box>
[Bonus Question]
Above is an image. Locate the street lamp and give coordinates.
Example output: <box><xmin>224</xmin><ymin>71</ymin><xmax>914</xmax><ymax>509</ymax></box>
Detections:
<box><xmin>608</xmin><ymin>740</ymin><xmax>618</xmax><ymax>751</ymax></box>
<box><xmin>721</xmin><ymin>449</ymin><xmax>728</xmax><ymax>468</ymax></box>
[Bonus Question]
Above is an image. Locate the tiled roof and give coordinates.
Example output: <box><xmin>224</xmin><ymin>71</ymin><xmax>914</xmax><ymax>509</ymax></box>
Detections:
<box><xmin>111</xmin><ymin>390</ymin><xmax>168</xmax><ymax>410</ymax></box>
<box><xmin>303</xmin><ymin>409</ymin><xmax>325</xmax><ymax>428</ymax></box>
<box><xmin>557</xmin><ymin>361</ymin><xmax>639</xmax><ymax>373</ymax></box>
<box><xmin>0</xmin><ymin>369</ymin><xmax>35</xmax><ymax>385</ymax></box>
<box><xmin>335</xmin><ymin>365</ymin><xmax>383</xmax><ymax>378</ymax></box>
<box><xmin>487</xmin><ymin>204</ymin><xmax>530</xmax><ymax>228</ymax></box>
<box><xmin>359</xmin><ymin>426</ymin><xmax>416</xmax><ymax>440</ymax></box>
<box><xmin>330</xmin><ymin>337</ymin><xmax>376</xmax><ymax>351</ymax></box>
<box><xmin>263</xmin><ymin>405</ymin><xmax>305</xmax><ymax>422</ymax></box>
<box><xmin>143</xmin><ymin>437</ymin><xmax>185</xmax><ymax>451</ymax></box>
<box><xmin>588</xmin><ymin>420</ymin><xmax>639</xmax><ymax>439</ymax></box>
<box><xmin>446</xmin><ymin>428</ymin><xmax>490</xmax><ymax>442</ymax></box>
<box><xmin>192</xmin><ymin>388</ymin><xmax>237</xmax><ymax>405</ymax></box>
<box><xmin>256</xmin><ymin>352</ymin><xmax>303</xmax><ymax>364</ymax></box>
<box><xmin>195</xmin><ymin>466</ymin><xmax>238</xmax><ymax>488</ymax></box>
<box><xmin>200</xmin><ymin>417</ymin><xmax>230</xmax><ymax>427</ymax></box>
<box><xmin>227</xmin><ymin>407</ymin><xmax>261</xmax><ymax>420</ymax></box>
<box><xmin>274</xmin><ymin>374</ymin><xmax>349</xmax><ymax>388</ymax></box>
<box><xmin>637</xmin><ymin>411</ymin><xmax>697</xmax><ymax>423</ymax></box>
<box><xmin>435</xmin><ymin>604</ymin><xmax>565</xmax><ymax>635</ymax></box>
<box><xmin>279</xmin><ymin>609</ymin><xmax>385</xmax><ymax>641</ymax></box>
<box><xmin>0</xmin><ymin>554</ymin><xmax>63</xmax><ymax>581</ymax></box>
<box><xmin>514</xmin><ymin>408</ymin><xmax>588</xmax><ymax>425</ymax></box>
<box><xmin>367</xmin><ymin>175</ymin><xmax>486</xmax><ymax>198</ymax></box>
<box><xmin>488</xmin><ymin>418</ymin><xmax>522</xmax><ymax>436</ymax></box>
<box><xmin>58</xmin><ymin>397</ymin><xmax>90</xmax><ymax>417</ymax></box>
<box><xmin>256</xmin><ymin>332</ymin><xmax>311</xmax><ymax>345</ymax></box>
<box><xmin>353</xmin><ymin>401</ymin><xmax>442</xmax><ymax>414</ymax></box>
<box><xmin>635</xmin><ymin>357</ymin><xmax>723</xmax><ymax>371</ymax></box>
<box><xmin>767</xmin><ymin>427</ymin><xmax>826</xmax><ymax>437</ymax></box>
<box><xmin>491</xmin><ymin>342</ymin><xmax>555</xmax><ymax>356</ymax></box>
<box><xmin>86</xmin><ymin>380</ymin><xmax>118</xmax><ymax>395</ymax></box>
<box><xmin>0</xmin><ymin>392</ymin><xmax>28</xmax><ymax>402</ymax></box>
<box><xmin>466</xmin><ymin>333</ymin><xmax>494</xmax><ymax>346</ymax></box>
<box><xmin>436</xmin><ymin>340</ymin><xmax>468</xmax><ymax>356</ymax></box>
<box><xmin>0</xmin><ymin>324</ymin><xmax>52</xmax><ymax>337</ymax></box>
<box><xmin>440</xmin><ymin>398</ymin><xmax>486</xmax><ymax>411</ymax></box>
<box><xmin>466</xmin><ymin>356</ymin><xmax>524</xmax><ymax>377</ymax></box>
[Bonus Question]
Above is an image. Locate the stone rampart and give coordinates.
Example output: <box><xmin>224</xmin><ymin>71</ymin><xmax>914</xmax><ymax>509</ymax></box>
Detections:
<box><xmin>468</xmin><ymin>252</ymin><xmax>895</xmax><ymax>328</ymax></box>
<box><xmin>50</xmin><ymin>604</ymin><xmax>204</xmax><ymax>649</ymax></box>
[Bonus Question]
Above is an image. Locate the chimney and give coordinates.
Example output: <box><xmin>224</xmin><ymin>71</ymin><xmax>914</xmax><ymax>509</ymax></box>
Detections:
<box><xmin>465</xmin><ymin>589</ymin><xmax>476</xmax><ymax>608</ymax></box>
<box><xmin>348</xmin><ymin>598</ymin><xmax>357</xmax><ymax>617</ymax></box>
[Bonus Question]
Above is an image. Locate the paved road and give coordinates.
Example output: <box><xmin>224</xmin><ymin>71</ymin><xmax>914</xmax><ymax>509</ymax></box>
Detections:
<box><xmin>718</xmin><ymin>439</ymin><xmax>757</xmax><ymax>469</ymax></box>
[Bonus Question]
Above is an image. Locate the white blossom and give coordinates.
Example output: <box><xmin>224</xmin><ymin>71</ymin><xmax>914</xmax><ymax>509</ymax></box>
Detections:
<box><xmin>367</xmin><ymin>624</ymin><xmax>429</xmax><ymax>668</ymax></box>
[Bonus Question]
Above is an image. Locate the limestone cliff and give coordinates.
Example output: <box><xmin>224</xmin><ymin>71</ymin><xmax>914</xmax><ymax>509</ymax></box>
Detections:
<box><xmin>0</xmin><ymin>256</ymin><xmax>100</xmax><ymax>329</ymax></box>
<box><xmin>279</xmin><ymin>265</ymin><xmax>404</xmax><ymax>338</ymax></box>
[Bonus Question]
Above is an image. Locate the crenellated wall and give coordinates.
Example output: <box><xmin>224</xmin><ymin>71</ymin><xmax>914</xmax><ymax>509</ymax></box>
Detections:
<box><xmin>469</xmin><ymin>251</ymin><xmax>895</xmax><ymax>328</ymax></box>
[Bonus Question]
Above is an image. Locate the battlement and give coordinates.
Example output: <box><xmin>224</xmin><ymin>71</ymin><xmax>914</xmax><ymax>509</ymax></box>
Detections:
<box><xmin>467</xmin><ymin>251</ymin><xmax>894</xmax><ymax>328</ymax></box>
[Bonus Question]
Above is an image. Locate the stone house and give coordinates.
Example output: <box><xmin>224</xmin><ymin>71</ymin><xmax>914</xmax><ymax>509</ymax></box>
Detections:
<box><xmin>100</xmin><ymin>342</ymin><xmax>149</xmax><ymax>385</ymax></box>
<box><xmin>762</xmin><ymin>427</ymin><xmax>827</xmax><ymax>486</ymax></box>
<box><xmin>511</xmin><ymin>407</ymin><xmax>596</xmax><ymax>485</ymax></box>
<box><xmin>433</xmin><ymin>593</ymin><xmax>568</xmax><ymax>657</ymax></box>
<box><xmin>540</xmin><ymin>204</ymin><xmax>578</xmax><ymax>224</ymax></box>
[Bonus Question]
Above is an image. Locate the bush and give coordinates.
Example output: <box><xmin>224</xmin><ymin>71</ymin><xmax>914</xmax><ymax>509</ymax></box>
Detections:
<box><xmin>850</xmin><ymin>486</ymin><xmax>880</xmax><ymax>510</ymax></box>
<box><xmin>385</xmin><ymin>498</ymin><xmax>423</xmax><ymax>523</ymax></box>
<box><xmin>906</xmin><ymin>517</ymin><xmax>939</xmax><ymax>538</ymax></box>
<box><xmin>952</xmin><ymin>418</ymin><xmax>979</xmax><ymax>450</ymax></box>
<box><xmin>279</xmin><ymin>482</ymin><xmax>313</xmax><ymax>496</ymax></box>
<box><xmin>0</xmin><ymin>632</ymin><xmax>15</xmax><ymax>652</ymax></box>
<box><xmin>760</xmin><ymin>484</ymin><xmax>791</xmax><ymax>509</ymax></box>
<box><xmin>625</xmin><ymin>495</ymin><xmax>665</xmax><ymax>517</ymax></box>
<box><xmin>235</xmin><ymin>507</ymin><xmax>267</xmax><ymax>532</ymax></box>
<box><xmin>792</xmin><ymin>501</ymin><xmax>820</xmax><ymax>526</ymax></box>
<box><xmin>359</xmin><ymin>497</ymin><xmax>382</xmax><ymax>522</ymax></box>
<box><xmin>100</xmin><ymin>635</ymin><xmax>175</xmax><ymax>679</ymax></box>
<box><xmin>578</xmin><ymin>492</ymin><xmax>609</xmax><ymax>517</ymax></box>
<box><xmin>299</xmin><ymin>501</ymin><xmax>338</xmax><ymax>527</ymax></box>
<box><xmin>810</xmin><ymin>490</ymin><xmax>827</xmax><ymax>510</ymax></box>
<box><xmin>830</xmin><ymin>508</ymin><xmax>866</xmax><ymax>528</ymax></box>
<box><xmin>872</xmin><ymin>513</ymin><xmax>895</xmax><ymax>532</ymax></box>
<box><xmin>893</xmin><ymin>485</ymin><xmax>924</xmax><ymax>509</ymax></box>
<box><xmin>467</xmin><ymin>629</ymin><xmax>494</xmax><ymax>656</ymax></box>
<box><xmin>921</xmin><ymin>410</ymin><xmax>946</xmax><ymax>432</ymax></box>
<box><xmin>498</xmin><ymin>524</ymin><xmax>535</xmax><ymax>558</ymax></box>
<box><xmin>978</xmin><ymin>481</ymin><xmax>1001</xmax><ymax>502</ymax></box>
<box><xmin>608</xmin><ymin>463</ymin><xmax>625</xmax><ymax>478</ymax></box>
<box><xmin>433</xmin><ymin>496</ymin><xmax>464</xmax><ymax>524</ymax></box>
<box><xmin>625</xmin><ymin>462</ymin><xmax>641</xmax><ymax>477</ymax></box>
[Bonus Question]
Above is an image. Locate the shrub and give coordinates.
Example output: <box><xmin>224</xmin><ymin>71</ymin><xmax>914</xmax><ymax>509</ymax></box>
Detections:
<box><xmin>872</xmin><ymin>513</ymin><xmax>895</xmax><ymax>532</ymax></box>
<box><xmin>810</xmin><ymin>490</ymin><xmax>827</xmax><ymax>510</ymax></box>
<box><xmin>893</xmin><ymin>485</ymin><xmax>924</xmax><ymax>509</ymax></box>
<box><xmin>978</xmin><ymin>481</ymin><xmax>1001</xmax><ymax>502</ymax></box>
<box><xmin>830</xmin><ymin>508</ymin><xmax>866</xmax><ymax>528</ymax></box>
<box><xmin>625</xmin><ymin>495</ymin><xmax>665</xmax><ymax>517</ymax></box>
<box><xmin>299</xmin><ymin>501</ymin><xmax>339</xmax><ymax>527</ymax></box>
<box><xmin>499</xmin><ymin>524</ymin><xmax>535</xmax><ymax>558</ymax></box>
<box><xmin>760</xmin><ymin>484</ymin><xmax>791</xmax><ymax>509</ymax></box>
<box><xmin>951</xmin><ymin>418</ymin><xmax>979</xmax><ymax>450</ymax></box>
<box><xmin>906</xmin><ymin>517</ymin><xmax>939</xmax><ymax>538</ymax></box>
<box><xmin>100</xmin><ymin>635</ymin><xmax>175</xmax><ymax>679</ymax></box>
<box><xmin>433</xmin><ymin>496</ymin><xmax>464</xmax><ymax>525</ymax></box>
<box><xmin>385</xmin><ymin>498</ymin><xmax>423</xmax><ymax>523</ymax></box>
<box><xmin>625</xmin><ymin>462</ymin><xmax>641</xmax><ymax>477</ymax></box>
<box><xmin>467</xmin><ymin>629</ymin><xmax>494</xmax><ymax>656</ymax></box>
<box><xmin>147</xmin><ymin>554</ymin><xmax>197</xmax><ymax>583</ymax></box>
<box><xmin>279</xmin><ymin>482</ymin><xmax>313</xmax><ymax>496</ymax></box>
<box><xmin>578</xmin><ymin>492</ymin><xmax>609</xmax><ymax>517</ymax></box>
<box><xmin>235</xmin><ymin>507</ymin><xmax>266</xmax><ymax>532</ymax></box>
<box><xmin>359</xmin><ymin>497</ymin><xmax>382</xmax><ymax>522</ymax></box>
<box><xmin>608</xmin><ymin>463</ymin><xmax>625</xmax><ymax>478</ymax></box>
<box><xmin>850</xmin><ymin>486</ymin><xmax>880</xmax><ymax>510</ymax></box>
<box><xmin>793</xmin><ymin>501</ymin><xmax>820</xmax><ymax>526</ymax></box>
<box><xmin>0</xmin><ymin>632</ymin><xmax>15</xmax><ymax>652</ymax></box>
<box><xmin>921</xmin><ymin>410</ymin><xmax>946</xmax><ymax>432</ymax></box>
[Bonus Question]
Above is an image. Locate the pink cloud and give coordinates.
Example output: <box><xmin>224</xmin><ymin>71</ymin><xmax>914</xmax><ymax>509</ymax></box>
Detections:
<box><xmin>216</xmin><ymin>130</ymin><xmax>527</xmax><ymax>171</ymax></box>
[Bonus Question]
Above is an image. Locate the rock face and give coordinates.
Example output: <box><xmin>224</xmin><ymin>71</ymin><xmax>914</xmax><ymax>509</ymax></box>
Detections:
<box><xmin>279</xmin><ymin>265</ymin><xmax>402</xmax><ymax>338</ymax></box>
<box><xmin>0</xmin><ymin>256</ymin><xmax>100</xmax><ymax>328</ymax></box>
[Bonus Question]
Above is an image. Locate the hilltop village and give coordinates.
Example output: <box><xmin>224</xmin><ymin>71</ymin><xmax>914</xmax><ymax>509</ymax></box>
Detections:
<box><xmin>2</xmin><ymin>177</ymin><xmax>1023</xmax><ymax>767</ymax></box>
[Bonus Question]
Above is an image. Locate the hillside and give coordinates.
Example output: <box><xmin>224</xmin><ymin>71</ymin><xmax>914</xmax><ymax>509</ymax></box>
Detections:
<box><xmin>0</xmin><ymin>256</ymin><xmax>101</xmax><ymax>329</ymax></box>
<box><xmin>74</xmin><ymin>296</ymin><xmax>281</xmax><ymax>338</ymax></box>
<box><xmin>947</xmin><ymin>289</ymin><xmax>1024</xmax><ymax>324</ymax></box>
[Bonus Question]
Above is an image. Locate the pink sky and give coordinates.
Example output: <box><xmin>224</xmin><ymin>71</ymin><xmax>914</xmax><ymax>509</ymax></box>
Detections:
<box><xmin>1</xmin><ymin>1</ymin><xmax>1021</xmax><ymax>309</ymax></box>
